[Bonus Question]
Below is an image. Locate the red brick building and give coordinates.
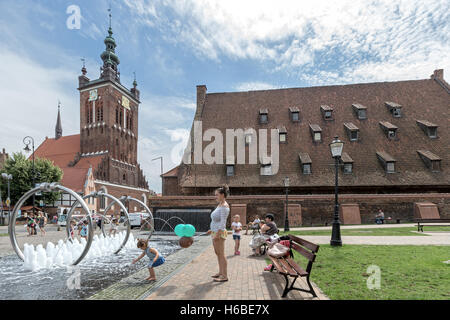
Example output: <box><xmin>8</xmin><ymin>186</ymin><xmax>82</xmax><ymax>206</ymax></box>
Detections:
<box><xmin>154</xmin><ymin>70</ymin><xmax>449</xmax><ymax>226</ymax></box>
<box><xmin>33</xmin><ymin>24</ymin><xmax>153</xmax><ymax>214</ymax></box>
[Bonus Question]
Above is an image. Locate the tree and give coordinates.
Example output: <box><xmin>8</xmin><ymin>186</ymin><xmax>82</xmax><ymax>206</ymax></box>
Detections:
<box><xmin>0</xmin><ymin>153</ymin><xmax>63</xmax><ymax>206</ymax></box>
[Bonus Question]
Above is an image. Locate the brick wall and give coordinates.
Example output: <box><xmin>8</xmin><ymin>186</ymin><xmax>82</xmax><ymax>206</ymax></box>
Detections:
<box><xmin>148</xmin><ymin>193</ymin><xmax>450</xmax><ymax>227</ymax></box>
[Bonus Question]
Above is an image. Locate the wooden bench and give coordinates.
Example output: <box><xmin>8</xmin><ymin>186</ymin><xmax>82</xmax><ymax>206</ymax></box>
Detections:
<box><xmin>268</xmin><ymin>235</ymin><xmax>320</xmax><ymax>298</ymax></box>
<box><xmin>416</xmin><ymin>218</ymin><xmax>450</xmax><ymax>232</ymax></box>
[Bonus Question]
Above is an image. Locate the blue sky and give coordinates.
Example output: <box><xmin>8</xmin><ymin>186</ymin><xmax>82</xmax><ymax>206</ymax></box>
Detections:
<box><xmin>0</xmin><ymin>0</ymin><xmax>448</xmax><ymax>193</ymax></box>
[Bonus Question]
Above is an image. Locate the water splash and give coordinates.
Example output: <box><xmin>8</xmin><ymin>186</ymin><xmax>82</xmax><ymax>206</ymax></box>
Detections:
<box><xmin>23</xmin><ymin>232</ymin><xmax>136</xmax><ymax>271</ymax></box>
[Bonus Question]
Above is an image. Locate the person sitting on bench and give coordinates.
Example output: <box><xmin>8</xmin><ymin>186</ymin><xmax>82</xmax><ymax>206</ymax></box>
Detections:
<box><xmin>375</xmin><ymin>209</ymin><xmax>385</xmax><ymax>224</ymax></box>
<box><xmin>244</xmin><ymin>215</ymin><xmax>261</xmax><ymax>235</ymax></box>
<box><xmin>250</xmin><ymin>214</ymin><xmax>278</xmax><ymax>256</ymax></box>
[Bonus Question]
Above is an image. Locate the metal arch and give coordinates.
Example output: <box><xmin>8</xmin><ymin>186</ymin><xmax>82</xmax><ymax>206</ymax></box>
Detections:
<box><xmin>66</xmin><ymin>191</ymin><xmax>131</xmax><ymax>255</ymax></box>
<box><xmin>120</xmin><ymin>196</ymin><xmax>155</xmax><ymax>241</ymax></box>
<box><xmin>8</xmin><ymin>183</ymin><xmax>93</xmax><ymax>265</ymax></box>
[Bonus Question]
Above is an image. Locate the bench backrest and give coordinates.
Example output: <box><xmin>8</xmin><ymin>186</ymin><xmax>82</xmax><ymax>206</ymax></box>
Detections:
<box><xmin>288</xmin><ymin>234</ymin><xmax>319</xmax><ymax>273</ymax></box>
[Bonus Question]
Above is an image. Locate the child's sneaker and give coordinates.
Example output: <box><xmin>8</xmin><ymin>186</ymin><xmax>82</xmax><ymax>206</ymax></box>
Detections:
<box><xmin>236</xmin><ymin>251</ymin><xmax>240</xmax><ymax>255</ymax></box>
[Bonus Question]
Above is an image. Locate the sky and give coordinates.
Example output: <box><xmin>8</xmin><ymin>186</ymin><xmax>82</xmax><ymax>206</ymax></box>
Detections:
<box><xmin>0</xmin><ymin>0</ymin><xmax>448</xmax><ymax>193</ymax></box>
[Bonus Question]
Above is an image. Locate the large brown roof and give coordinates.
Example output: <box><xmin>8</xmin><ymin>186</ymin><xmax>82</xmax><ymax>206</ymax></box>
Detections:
<box><xmin>180</xmin><ymin>73</ymin><xmax>449</xmax><ymax>189</ymax></box>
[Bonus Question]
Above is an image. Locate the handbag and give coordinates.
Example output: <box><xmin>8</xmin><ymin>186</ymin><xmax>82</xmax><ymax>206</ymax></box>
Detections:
<box><xmin>267</xmin><ymin>242</ymin><xmax>291</xmax><ymax>258</ymax></box>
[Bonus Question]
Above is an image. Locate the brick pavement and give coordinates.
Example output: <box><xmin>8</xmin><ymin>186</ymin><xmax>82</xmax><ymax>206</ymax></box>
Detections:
<box><xmin>145</xmin><ymin>235</ymin><xmax>328</xmax><ymax>300</ymax></box>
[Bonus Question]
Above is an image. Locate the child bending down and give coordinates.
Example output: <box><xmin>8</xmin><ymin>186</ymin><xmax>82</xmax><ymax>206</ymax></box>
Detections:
<box><xmin>132</xmin><ymin>239</ymin><xmax>165</xmax><ymax>281</ymax></box>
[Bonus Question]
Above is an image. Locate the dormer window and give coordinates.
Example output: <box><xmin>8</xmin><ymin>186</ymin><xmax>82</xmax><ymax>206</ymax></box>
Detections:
<box><xmin>320</xmin><ymin>105</ymin><xmax>334</xmax><ymax>121</ymax></box>
<box><xmin>377</xmin><ymin>151</ymin><xmax>396</xmax><ymax>173</ymax></box>
<box><xmin>289</xmin><ymin>107</ymin><xmax>300</xmax><ymax>122</ymax></box>
<box><xmin>226</xmin><ymin>156</ymin><xmax>235</xmax><ymax>176</ymax></box>
<box><xmin>344</xmin><ymin>122</ymin><xmax>359</xmax><ymax>141</ymax></box>
<box><xmin>260</xmin><ymin>157</ymin><xmax>272</xmax><ymax>176</ymax></box>
<box><xmin>416</xmin><ymin>120</ymin><xmax>438</xmax><ymax>139</ymax></box>
<box><xmin>379</xmin><ymin>121</ymin><xmax>398</xmax><ymax>140</ymax></box>
<box><xmin>385</xmin><ymin>102</ymin><xmax>402</xmax><ymax>118</ymax></box>
<box><xmin>340</xmin><ymin>152</ymin><xmax>354</xmax><ymax>174</ymax></box>
<box><xmin>259</xmin><ymin>109</ymin><xmax>268</xmax><ymax>124</ymax></box>
<box><xmin>298</xmin><ymin>153</ymin><xmax>312</xmax><ymax>175</ymax></box>
<box><xmin>309</xmin><ymin>124</ymin><xmax>322</xmax><ymax>143</ymax></box>
<box><xmin>278</xmin><ymin>126</ymin><xmax>287</xmax><ymax>143</ymax></box>
<box><xmin>352</xmin><ymin>103</ymin><xmax>367</xmax><ymax>120</ymax></box>
<box><xmin>417</xmin><ymin>150</ymin><xmax>441</xmax><ymax>172</ymax></box>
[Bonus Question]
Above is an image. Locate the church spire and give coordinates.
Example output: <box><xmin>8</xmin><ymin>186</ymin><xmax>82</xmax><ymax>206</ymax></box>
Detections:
<box><xmin>100</xmin><ymin>5</ymin><xmax>120</xmax><ymax>79</ymax></box>
<box><xmin>55</xmin><ymin>101</ymin><xmax>63</xmax><ymax>140</ymax></box>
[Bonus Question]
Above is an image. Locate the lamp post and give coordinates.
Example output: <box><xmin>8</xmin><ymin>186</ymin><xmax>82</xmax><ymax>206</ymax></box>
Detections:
<box><xmin>283</xmin><ymin>176</ymin><xmax>290</xmax><ymax>232</ymax></box>
<box><xmin>329</xmin><ymin>136</ymin><xmax>344</xmax><ymax>246</ymax></box>
<box><xmin>1</xmin><ymin>173</ymin><xmax>12</xmax><ymax>225</ymax></box>
<box><xmin>23</xmin><ymin>136</ymin><xmax>36</xmax><ymax>215</ymax></box>
<box><xmin>152</xmin><ymin>156</ymin><xmax>163</xmax><ymax>175</ymax></box>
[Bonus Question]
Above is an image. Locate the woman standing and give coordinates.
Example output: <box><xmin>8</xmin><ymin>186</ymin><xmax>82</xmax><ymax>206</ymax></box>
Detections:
<box><xmin>207</xmin><ymin>185</ymin><xmax>230</xmax><ymax>282</ymax></box>
<box><xmin>38</xmin><ymin>211</ymin><xmax>47</xmax><ymax>236</ymax></box>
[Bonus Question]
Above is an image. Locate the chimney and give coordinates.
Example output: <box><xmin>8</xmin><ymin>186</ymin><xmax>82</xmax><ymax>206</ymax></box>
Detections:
<box><xmin>195</xmin><ymin>85</ymin><xmax>207</xmax><ymax>120</ymax></box>
<box><xmin>431</xmin><ymin>69</ymin><xmax>444</xmax><ymax>80</ymax></box>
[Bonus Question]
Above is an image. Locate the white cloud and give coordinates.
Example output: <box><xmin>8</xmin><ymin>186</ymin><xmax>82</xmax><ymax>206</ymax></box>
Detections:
<box><xmin>234</xmin><ymin>81</ymin><xmax>281</xmax><ymax>91</ymax></box>
<box><xmin>125</xmin><ymin>0</ymin><xmax>450</xmax><ymax>84</ymax></box>
<box><xmin>0</xmin><ymin>49</ymin><xmax>79</xmax><ymax>156</ymax></box>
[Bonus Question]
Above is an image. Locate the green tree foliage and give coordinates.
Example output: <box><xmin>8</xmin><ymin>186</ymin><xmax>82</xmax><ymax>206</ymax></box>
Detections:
<box><xmin>0</xmin><ymin>153</ymin><xmax>63</xmax><ymax>206</ymax></box>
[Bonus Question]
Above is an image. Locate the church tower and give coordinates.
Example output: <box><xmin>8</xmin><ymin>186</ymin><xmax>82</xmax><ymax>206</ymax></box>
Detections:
<box><xmin>76</xmin><ymin>13</ymin><xmax>146</xmax><ymax>189</ymax></box>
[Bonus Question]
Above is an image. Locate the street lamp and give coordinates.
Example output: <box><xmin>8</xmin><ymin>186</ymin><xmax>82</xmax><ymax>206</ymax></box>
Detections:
<box><xmin>152</xmin><ymin>156</ymin><xmax>164</xmax><ymax>175</ymax></box>
<box><xmin>329</xmin><ymin>136</ymin><xmax>344</xmax><ymax>246</ymax></box>
<box><xmin>23</xmin><ymin>136</ymin><xmax>36</xmax><ymax>214</ymax></box>
<box><xmin>283</xmin><ymin>176</ymin><xmax>290</xmax><ymax>232</ymax></box>
<box><xmin>1</xmin><ymin>173</ymin><xmax>12</xmax><ymax>225</ymax></box>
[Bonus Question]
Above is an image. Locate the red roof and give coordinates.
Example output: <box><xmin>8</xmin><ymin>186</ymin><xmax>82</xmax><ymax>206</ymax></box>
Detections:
<box><xmin>61</xmin><ymin>167</ymin><xmax>90</xmax><ymax>193</ymax></box>
<box><xmin>34</xmin><ymin>134</ymin><xmax>80</xmax><ymax>168</ymax></box>
<box><xmin>33</xmin><ymin>134</ymin><xmax>105</xmax><ymax>192</ymax></box>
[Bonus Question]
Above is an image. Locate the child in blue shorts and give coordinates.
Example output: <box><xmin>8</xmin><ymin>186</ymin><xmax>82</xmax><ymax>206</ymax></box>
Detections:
<box><xmin>79</xmin><ymin>220</ymin><xmax>88</xmax><ymax>240</ymax></box>
<box><xmin>132</xmin><ymin>239</ymin><xmax>165</xmax><ymax>281</ymax></box>
<box><xmin>231</xmin><ymin>215</ymin><xmax>242</xmax><ymax>255</ymax></box>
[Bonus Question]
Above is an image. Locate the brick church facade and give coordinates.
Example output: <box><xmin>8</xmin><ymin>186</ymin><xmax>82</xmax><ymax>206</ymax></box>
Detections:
<box><xmin>153</xmin><ymin>70</ymin><xmax>449</xmax><ymax>226</ymax></box>
<box><xmin>34</xmin><ymin>23</ymin><xmax>153</xmax><ymax>215</ymax></box>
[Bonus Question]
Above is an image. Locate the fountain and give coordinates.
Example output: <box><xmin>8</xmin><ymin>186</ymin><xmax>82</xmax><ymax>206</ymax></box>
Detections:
<box><xmin>22</xmin><ymin>232</ymin><xmax>137</xmax><ymax>271</ymax></box>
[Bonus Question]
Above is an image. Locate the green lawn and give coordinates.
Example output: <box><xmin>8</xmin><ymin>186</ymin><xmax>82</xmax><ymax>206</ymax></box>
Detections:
<box><xmin>0</xmin><ymin>233</ymin><xmax>8</xmax><ymax>237</ymax></box>
<box><xmin>293</xmin><ymin>245</ymin><xmax>450</xmax><ymax>299</ymax></box>
<box><xmin>281</xmin><ymin>226</ymin><xmax>450</xmax><ymax>237</ymax></box>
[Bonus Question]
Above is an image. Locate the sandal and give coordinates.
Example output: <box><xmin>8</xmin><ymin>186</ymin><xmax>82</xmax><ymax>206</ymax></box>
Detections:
<box><xmin>213</xmin><ymin>276</ymin><xmax>228</xmax><ymax>282</ymax></box>
<box><xmin>211</xmin><ymin>274</ymin><xmax>221</xmax><ymax>278</ymax></box>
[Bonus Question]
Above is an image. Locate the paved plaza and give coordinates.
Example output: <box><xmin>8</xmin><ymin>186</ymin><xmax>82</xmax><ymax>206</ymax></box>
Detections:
<box><xmin>145</xmin><ymin>235</ymin><xmax>329</xmax><ymax>300</ymax></box>
<box><xmin>1</xmin><ymin>223</ymin><xmax>448</xmax><ymax>300</ymax></box>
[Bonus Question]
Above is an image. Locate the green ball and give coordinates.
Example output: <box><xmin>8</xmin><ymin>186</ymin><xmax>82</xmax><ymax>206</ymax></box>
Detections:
<box><xmin>174</xmin><ymin>224</ymin><xmax>186</xmax><ymax>237</ymax></box>
<box><xmin>183</xmin><ymin>224</ymin><xmax>196</xmax><ymax>237</ymax></box>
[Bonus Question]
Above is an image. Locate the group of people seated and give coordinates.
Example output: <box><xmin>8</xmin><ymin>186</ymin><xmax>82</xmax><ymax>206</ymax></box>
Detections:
<box><xmin>247</xmin><ymin>213</ymin><xmax>279</xmax><ymax>256</ymax></box>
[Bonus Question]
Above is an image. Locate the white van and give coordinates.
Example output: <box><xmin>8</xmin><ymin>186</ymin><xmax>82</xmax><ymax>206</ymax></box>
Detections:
<box><xmin>128</xmin><ymin>212</ymin><xmax>150</xmax><ymax>228</ymax></box>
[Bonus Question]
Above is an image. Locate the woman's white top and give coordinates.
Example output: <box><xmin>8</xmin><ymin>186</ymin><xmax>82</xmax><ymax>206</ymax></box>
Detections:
<box><xmin>210</xmin><ymin>206</ymin><xmax>230</xmax><ymax>232</ymax></box>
